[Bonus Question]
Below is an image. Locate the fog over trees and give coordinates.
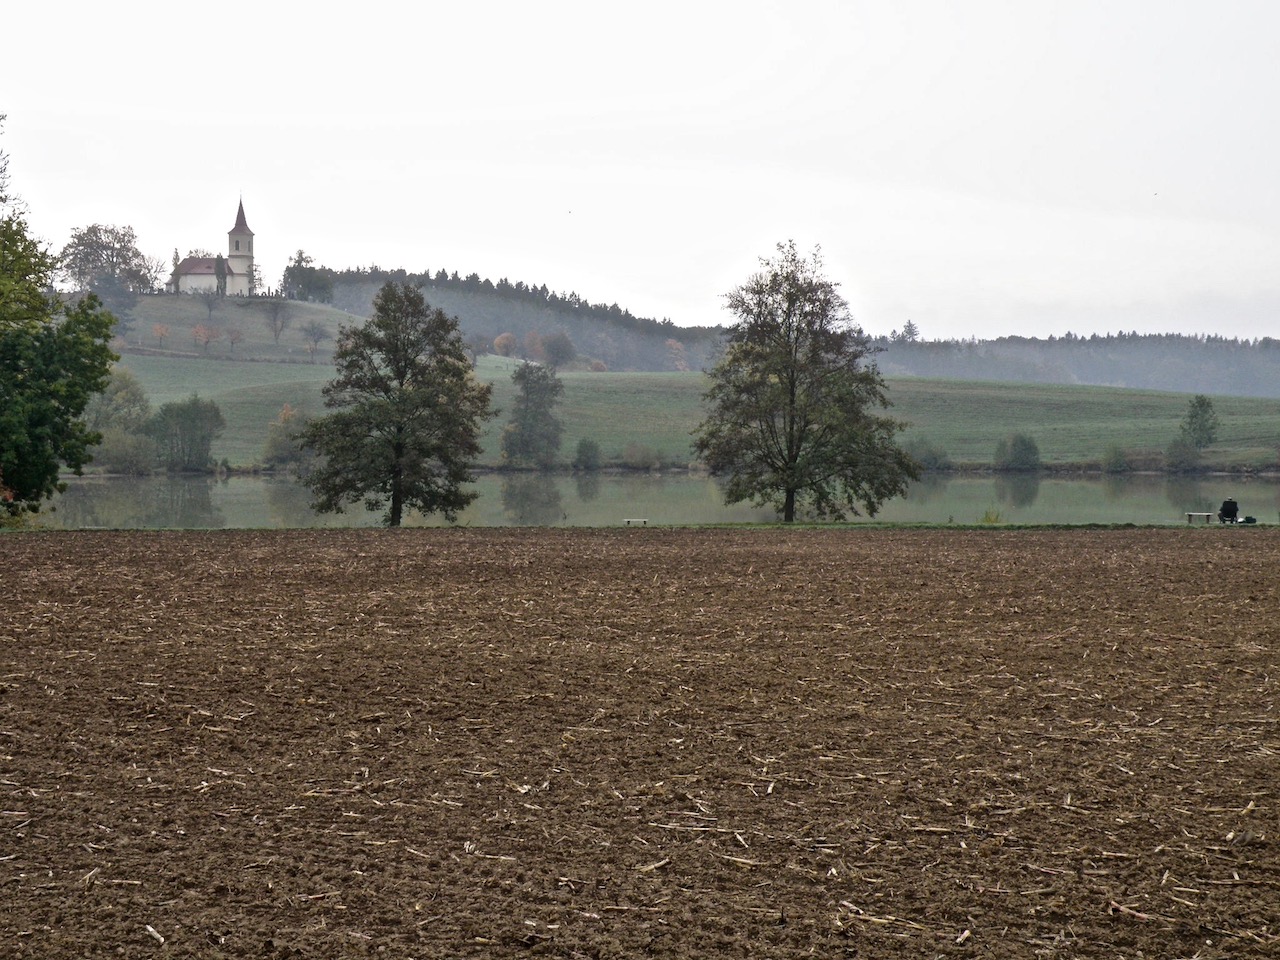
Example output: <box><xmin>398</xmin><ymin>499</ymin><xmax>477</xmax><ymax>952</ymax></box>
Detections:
<box><xmin>873</xmin><ymin>333</ymin><xmax>1280</xmax><ymax>399</ymax></box>
<box><xmin>281</xmin><ymin>261</ymin><xmax>1280</xmax><ymax>391</ymax></box>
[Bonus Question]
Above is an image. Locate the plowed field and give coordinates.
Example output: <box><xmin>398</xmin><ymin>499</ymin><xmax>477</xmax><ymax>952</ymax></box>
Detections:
<box><xmin>3</xmin><ymin>528</ymin><xmax>1278</xmax><ymax>958</ymax></box>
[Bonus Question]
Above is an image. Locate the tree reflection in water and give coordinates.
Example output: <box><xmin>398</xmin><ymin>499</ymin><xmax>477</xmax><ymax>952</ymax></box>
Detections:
<box><xmin>574</xmin><ymin>472</ymin><xmax>600</xmax><ymax>502</ymax></box>
<box><xmin>994</xmin><ymin>474</ymin><xmax>1041</xmax><ymax>509</ymax></box>
<box><xmin>501</xmin><ymin>474</ymin><xmax>565</xmax><ymax>526</ymax></box>
<box><xmin>264</xmin><ymin>476</ymin><xmax>325</xmax><ymax>528</ymax></box>
<box><xmin>1164</xmin><ymin>476</ymin><xmax>1210</xmax><ymax>513</ymax></box>
<box><xmin>43</xmin><ymin>476</ymin><xmax>225</xmax><ymax>529</ymax></box>
<box><xmin>902</xmin><ymin>474</ymin><xmax>951</xmax><ymax>505</ymax></box>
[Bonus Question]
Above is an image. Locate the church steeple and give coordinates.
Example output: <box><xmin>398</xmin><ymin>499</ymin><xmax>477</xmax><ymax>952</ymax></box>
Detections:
<box><xmin>227</xmin><ymin>199</ymin><xmax>255</xmax><ymax>295</ymax></box>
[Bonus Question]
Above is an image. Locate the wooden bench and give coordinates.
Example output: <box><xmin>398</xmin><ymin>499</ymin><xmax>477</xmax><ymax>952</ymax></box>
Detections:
<box><xmin>624</xmin><ymin>518</ymin><xmax>648</xmax><ymax>527</ymax></box>
<box><xmin>1186</xmin><ymin>512</ymin><xmax>1214</xmax><ymax>524</ymax></box>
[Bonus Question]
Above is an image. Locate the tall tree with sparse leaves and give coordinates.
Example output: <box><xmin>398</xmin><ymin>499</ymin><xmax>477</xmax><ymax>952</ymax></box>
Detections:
<box><xmin>694</xmin><ymin>241</ymin><xmax>918</xmax><ymax>522</ymax></box>
<box><xmin>299</xmin><ymin>281</ymin><xmax>493</xmax><ymax>526</ymax></box>
<box><xmin>501</xmin><ymin>362</ymin><xmax>564</xmax><ymax>468</ymax></box>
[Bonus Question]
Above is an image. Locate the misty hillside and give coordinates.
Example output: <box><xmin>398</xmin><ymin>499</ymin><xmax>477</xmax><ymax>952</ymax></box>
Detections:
<box><xmin>275</xmin><ymin>260</ymin><xmax>1279</xmax><ymax>392</ymax></box>
<box><xmin>318</xmin><ymin>268</ymin><xmax>723</xmax><ymax>373</ymax></box>
<box><xmin>873</xmin><ymin>332</ymin><xmax>1280</xmax><ymax>399</ymax></box>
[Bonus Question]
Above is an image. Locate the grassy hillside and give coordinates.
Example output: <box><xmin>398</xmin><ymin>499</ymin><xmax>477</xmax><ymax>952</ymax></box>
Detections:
<box><xmin>114</xmin><ymin>353</ymin><xmax>1280</xmax><ymax>473</ymax></box>
<box><xmin>890</xmin><ymin>378</ymin><xmax>1280</xmax><ymax>468</ymax></box>
<box><xmin>114</xmin><ymin>293</ymin><xmax>356</xmax><ymax>364</ymax></box>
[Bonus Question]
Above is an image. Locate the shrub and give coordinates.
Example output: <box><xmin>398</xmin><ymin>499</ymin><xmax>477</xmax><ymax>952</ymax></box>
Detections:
<box><xmin>90</xmin><ymin>428</ymin><xmax>156</xmax><ymax>475</ymax></box>
<box><xmin>994</xmin><ymin>433</ymin><xmax>1041</xmax><ymax>471</ymax></box>
<box><xmin>572</xmin><ymin>438</ymin><xmax>602</xmax><ymax>471</ymax></box>
<box><xmin>262</xmin><ymin>403</ymin><xmax>313</xmax><ymax>474</ymax></box>
<box><xmin>1101</xmin><ymin>444</ymin><xmax>1132</xmax><ymax>474</ymax></box>
<box><xmin>622</xmin><ymin>442</ymin><xmax>660</xmax><ymax>470</ymax></box>
<box><xmin>1165</xmin><ymin>437</ymin><xmax>1201</xmax><ymax>473</ymax></box>
<box><xmin>903</xmin><ymin>437</ymin><xmax>952</xmax><ymax>470</ymax></box>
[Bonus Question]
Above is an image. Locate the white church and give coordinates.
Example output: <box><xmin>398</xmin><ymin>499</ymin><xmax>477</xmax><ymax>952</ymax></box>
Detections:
<box><xmin>167</xmin><ymin>200</ymin><xmax>256</xmax><ymax>296</ymax></box>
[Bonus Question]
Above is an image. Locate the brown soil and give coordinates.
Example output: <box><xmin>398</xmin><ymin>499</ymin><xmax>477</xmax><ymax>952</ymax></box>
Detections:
<box><xmin>3</xmin><ymin>528</ymin><xmax>1278</xmax><ymax>958</ymax></box>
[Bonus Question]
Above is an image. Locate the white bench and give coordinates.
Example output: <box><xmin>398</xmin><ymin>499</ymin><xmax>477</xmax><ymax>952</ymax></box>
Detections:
<box><xmin>1186</xmin><ymin>512</ymin><xmax>1214</xmax><ymax>524</ymax></box>
<box><xmin>624</xmin><ymin>518</ymin><xmax>648</xmax><ymax>527</ymax></box>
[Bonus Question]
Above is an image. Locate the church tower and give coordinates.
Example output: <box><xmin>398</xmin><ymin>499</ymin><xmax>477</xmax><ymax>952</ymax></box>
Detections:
<box><xmin>227</xmin><ymin>200</ymin><xmax>255</xmax><ymax>295</ymax></box>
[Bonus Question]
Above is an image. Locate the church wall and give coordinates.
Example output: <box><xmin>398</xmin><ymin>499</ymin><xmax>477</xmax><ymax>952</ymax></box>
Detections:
<box><xmin>177</xmin><ymin>274</ymin><xmax>218</xmax><ymax>294</ymax></box>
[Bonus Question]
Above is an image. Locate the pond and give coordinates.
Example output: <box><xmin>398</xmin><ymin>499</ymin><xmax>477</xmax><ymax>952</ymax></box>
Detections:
<box><xmin>31</xmin><ymin>473</ymin><xmax>1280</xmax><ymax>529</ymax></box>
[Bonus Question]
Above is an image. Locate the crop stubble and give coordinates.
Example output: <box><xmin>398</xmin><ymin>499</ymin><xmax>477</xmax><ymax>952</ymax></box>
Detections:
<box><xmin>1</xmin><ymin>528</ymin><xmax>1277</xmax><ymax>958</ymax></box>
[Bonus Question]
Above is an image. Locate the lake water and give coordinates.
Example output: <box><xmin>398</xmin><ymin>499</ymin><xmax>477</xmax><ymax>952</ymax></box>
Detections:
<box><xmin>32</xmin><ymin>473</ymin><xmax>1280</xmax><ymax>529</ymax></box>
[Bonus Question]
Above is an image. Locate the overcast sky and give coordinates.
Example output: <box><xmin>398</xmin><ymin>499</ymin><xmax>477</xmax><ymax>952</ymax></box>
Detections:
<box><xmin>5</xmin><ymin>1</ymin><xmax>1280</xmax><ymax>340</ymax></box>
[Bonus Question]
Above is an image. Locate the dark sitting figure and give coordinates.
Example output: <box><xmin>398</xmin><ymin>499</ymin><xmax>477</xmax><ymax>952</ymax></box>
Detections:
<box><xmin>1219</xmin><ymin>498</ymin><xmax>1239</xmax><ymax>523</ymax></box>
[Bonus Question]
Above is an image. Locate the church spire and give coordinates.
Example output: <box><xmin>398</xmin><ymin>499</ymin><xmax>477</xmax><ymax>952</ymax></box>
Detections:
<box><xmin>231</xmin><ymin>199</ymin><xmax>253</xmax><ymax>236</ymax></box>
<box><xmin>227</xmin><ymin>198</ymin><xmax>255</xmax><ymax>294</ymax></box>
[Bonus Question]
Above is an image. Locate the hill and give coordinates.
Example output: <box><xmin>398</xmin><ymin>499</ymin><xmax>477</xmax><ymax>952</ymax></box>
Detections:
<box><xmin>111</xmin><ymin>293</ymin><xmax>361</xmax><ymax>365</ymax></box>
<box><xmin>322</xmin><ymin>270</ymin><xmax>722</xmax><ymax>372</ymax></box>
<box><xmin>112</xmin><ymin>352</ymin><xmax>1280</xmax><ymax>474</ymax></box>
<box><xmin>875</xmin><ymin>332</ymin><xmax>1280</xmax><ymax>399</ymax></box>
<box><xmin>111</xmin><ymin>282</ymin><xmax>720</xmax><ymax>375</ymax></box>
<box><xmin>113</xmin><ymin>285</ymin><xmax>1280</xmax><ymax>397</ymax></box>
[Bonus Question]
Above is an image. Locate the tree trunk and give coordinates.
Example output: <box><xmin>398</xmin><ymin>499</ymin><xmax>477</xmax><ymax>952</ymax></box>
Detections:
<box><xmin>783</xmin><ymin>488</ymin><xmax>796</xmax><ymax>523</ymax></box>
<box><xmin>389</xmin><ymin>462</ymin><xmax>404</xmax><ymax>527</ymax></box>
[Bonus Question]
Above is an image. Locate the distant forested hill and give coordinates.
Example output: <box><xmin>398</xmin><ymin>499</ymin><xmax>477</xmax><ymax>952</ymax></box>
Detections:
<box><xmin>277</xmin><ymin>258</ymin><xmax>1279</xmax><ymax>392</ymax></box>
<box><xmin>297</xmin><ymin>265</ymin><xmax>723</xmax><ymax>372</ymax></box>
<box><xmin>874</xmin><ymin>333</ymin><xmax>1280</xmax><ymax>398</ymax></box>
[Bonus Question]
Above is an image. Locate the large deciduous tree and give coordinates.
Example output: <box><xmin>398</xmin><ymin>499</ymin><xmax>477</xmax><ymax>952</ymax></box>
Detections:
<box><xmin>58</xmin><ymin>223</ymin><xmax>161</xmax><ymax>295</ymax></box>
<box><xmin>500</xmin><ymin>362</ymin><xmax>564</xmax><ymax>468</ymax></box>
<box><xmin>147</xmin><ymin>394</ymin><xmax>225</xmax><ymax>471</ymax></box>
<box><xmin>281</xmin><ymin>249</ymin><xmax>334</xmax><ymax>303</ymax></box>
<box><xmin>542</xmin><ymin>330</ymin><xmax>577</xmax><ymax>368</ymax></box>
<box><xmin>2</xmin><ymin>124</ymin><xmax>118</xmax><ymax>513</ymax></box>
<box><xmin>299</xmin><ymin>281</ymin><xmax>493</xmax><ymax>526</ymax></box>
<box><xmin>693</xmin><ymin>241</ymin><xmax>918</xmax><ymax>522</ymax></box>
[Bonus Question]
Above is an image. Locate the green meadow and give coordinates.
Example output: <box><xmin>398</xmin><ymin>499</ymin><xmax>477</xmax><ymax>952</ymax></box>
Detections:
<box><xmin>114</xmin><ymin>353</ymin><xmax>1280</xmax><ymax>473</ymax></box>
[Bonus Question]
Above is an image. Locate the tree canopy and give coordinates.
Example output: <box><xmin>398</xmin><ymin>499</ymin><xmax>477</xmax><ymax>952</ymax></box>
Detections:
<box><xmin>693</xmin><ymin>241</ymin><xmax>918</xmax><ymax>522</ymax></box>
<box><xmin>1180</xmin><ymin>394</ymin><xmax>1220</xmax><ymax>450</ymax></box>
<box><xmin>58</xmin><ymin>223</ymin><xmax>161</xmax><ymax>295</ymax></box>
<box><xmin>299</xmin><ymin>281</ymin><xmax>493</xmax><ymax>526</ymax></box>
<box><xmin>994</xmin><ymin>433</ymin><xmax>1042</xmax><ymax>471</ymax></box>
<box><xmin>147</xmin><ymin>394</ymin><xmax>225</xmax><ymax>472</ymax></box>
<box><xmin>1</xmin><ymin>205</ymin><xmax>117</xmax><ymax>513</ymax></box>
<box><xmin>500</xmin><ymin>362</ymin><xmax>564</xmax><ymax>468</ymax></box>
<box><xmin>281</xmin><ymin>249</ymin><xmax>334</xmax><ymax>303</ymax></box>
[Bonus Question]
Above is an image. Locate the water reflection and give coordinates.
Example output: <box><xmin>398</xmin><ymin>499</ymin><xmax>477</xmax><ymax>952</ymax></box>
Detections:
<box><xmin>903</xmin><ymin>473</ymin><xmax>950</xmax><ymax>504</ymax></box>
<box><xmin>574</xmin><ymin>472</ymin><xmax>601</xmax><ymax>502</ymax></box>
<box><xmin>47</xmin><ymin>476</ymin><xmax>226</xmax><ymax>529</ymax></box>
<box><xmin>263</xmin><ymin>477</ymin><xmax>323</xmax><ymax>527</ymax></box>
<box><xmin>38</xmin><ymin>473</ymin><xmax>1280</xmax><ymax>529</ymax></box>
<box><xmin>501</xmin><ymin>474</ymin><xmax>565</xmax><ymax>525</ymax></box>
<box><xmin>994</xmin><ymin>474</ymin><xmax>1041</xmax><ymax>508</ymax></box>
<box><xmin>1101</xmin><ymin>475</ymin><xmax>1132</xmax><ymax>501</ymax></box>
<box><xmin>1164</xmin><ymin>476</ymin><xmax>1210</xmax><ymax>512</ymax></box>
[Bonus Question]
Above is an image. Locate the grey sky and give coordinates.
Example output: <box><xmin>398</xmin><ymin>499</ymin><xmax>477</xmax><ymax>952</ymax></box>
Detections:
<box><xmin>5</xmin><ymin>1</ymin><xmax>1279</xmax><ymax>340</ymax></box>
